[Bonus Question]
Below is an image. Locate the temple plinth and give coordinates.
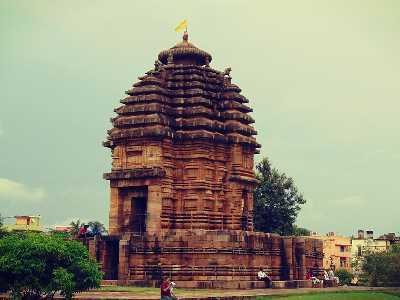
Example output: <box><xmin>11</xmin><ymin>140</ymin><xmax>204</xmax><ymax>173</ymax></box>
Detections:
<box><xmin>99</xmin><ymin>33</ymin><xmax>323</xmax><ymax>288</ymax></box>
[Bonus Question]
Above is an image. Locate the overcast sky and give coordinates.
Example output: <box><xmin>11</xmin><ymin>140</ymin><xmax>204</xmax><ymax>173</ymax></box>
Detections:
<box><xmin>1</xmin><ymin>0</ymin><xmax>399</xmax><ymax>236</ymax></box>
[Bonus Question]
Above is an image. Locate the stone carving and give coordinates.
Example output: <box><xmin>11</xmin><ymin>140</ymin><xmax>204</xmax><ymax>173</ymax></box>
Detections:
<box><xmin>223</xmin><ymin>67</ymin><xmax>232</xmax><ymax>77</ymax></box>
<box><xmin>154</xmin><ymin>60</ymin><xmax>162</xmax><ymax>71</ymax></box>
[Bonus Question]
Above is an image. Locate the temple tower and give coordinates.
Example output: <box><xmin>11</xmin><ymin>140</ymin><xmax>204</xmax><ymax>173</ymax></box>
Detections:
<box><xmin>104</xmin><ymin>32</ymin><xmax>260</xmax><ymax>235</ymax></box>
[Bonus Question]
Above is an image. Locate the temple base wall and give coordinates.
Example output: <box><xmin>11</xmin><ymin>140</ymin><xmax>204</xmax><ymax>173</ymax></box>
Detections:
<box><xmin>92</xmin><ymin>230</ymin><xmax>323</xmax><ymax>288</ymax></box>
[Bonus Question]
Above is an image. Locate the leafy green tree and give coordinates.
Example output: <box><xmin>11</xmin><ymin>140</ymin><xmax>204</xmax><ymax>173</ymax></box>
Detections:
<box><xmin>48</xmin><ymin>229</ymin><xmax>71</xmax><ymax>239</ymax></box>
<box><xmin>362</xmin><ymin>245</ymin><xmax>400</xmax><ymax>286</ymax></box>
<box><xmin>0</xmin><ymin>214</ymin><xmax>6</xmax><ymax>238</ymax></box>
<box><xmin>335</xmin><ymin>269</ymin><xmax>353</xmax><ymax>285</ymax></box>
<box><xmin>253</xmin><ymin>158</ymin><xmax>306</xmax><ymax>235</ymax></box>
<box><xmin>0</xmin><ymin>233</ymin><xmax>103</xmax><ymax>299</ymax></box>
<box><xmin>290</xmin><ymin>225</ymin><xmax>311</xmax><ymax>236</ymax></box>
<box><xmin>87</xmin><ymin>221</ymin><xmax>108</xmax><ymax>236</ymax></box>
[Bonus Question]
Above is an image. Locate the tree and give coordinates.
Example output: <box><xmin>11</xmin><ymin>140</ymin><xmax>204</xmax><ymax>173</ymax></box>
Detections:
<box><xmin>361</xmin><ymin>245</ymin><xmax>400</xmax><ymax>286</ymax></box>
<box><xmin>335</xmin><ymin>269</ymin><xmax>353</xmax><ymax>286</ymax></box>
<box><xmin>87</xmin><ymin>221</ymin><xmax>108</xmax><ymax>237</ymax></box>
<box><xmin>253</xmin><ymin>158</ymin><xmax>306</xmax><ymax>235</ymax></box>
<box><xmin>0</xmin><ymin>233</ymin><xmax>103</xmax><ymax>299</ymax></box>
<box><xmin>0</xmin><ymin>214</ymin><xmax>6</xmax><ymax>238</ymax></box>
<box><xmin>290</xmin><ymin>225</ymin><xmax>310</xmax><ymax>236</ymax></box>
<box><xmin>69</xmin><ymin>219</ymin><xmax>82</xmax><ymax>237</ymax></box>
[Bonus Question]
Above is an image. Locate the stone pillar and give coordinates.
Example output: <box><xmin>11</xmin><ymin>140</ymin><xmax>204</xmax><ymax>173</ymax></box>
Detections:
<box><xmin>97</xmin><ymin>240</ymin><xmax>108</xmax><ymax>278</ymax></box>
<box><xmin>122</xmin><ymin>192</ymin><xmax>132</xmax><ymax>230</ymax></box>
<box><xmin>88</xmin><ymin>238</ymin><xmax>97</xmax><ymax>259</ymax></box>
<box><xmin>109</xmin><ymin>187</ymin><xmax>121</xmax><ymax>235</ymax></box>
<box><xmin>283</xmin><ymin>238</ymin><xmax>293</xmax><ymax>280</ymax></box>
<box><xmin>147</xmin><ymin>185</ymin><xmax>162</xmax><ymax>234</ymax></box>
<box><xmin>118</xmin><ymin>240</ymin><xmax>129</xmax><ymax>282</ymax></box>
<box><xmin>296</xmin><ymin>238</ymin><xmax>306</xmax><ymax>280</ymax></box>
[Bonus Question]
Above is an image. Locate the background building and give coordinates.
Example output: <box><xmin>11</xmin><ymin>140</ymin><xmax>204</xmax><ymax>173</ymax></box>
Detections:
<box><xmin>4</xmin><ymin>215</ymin><xmax>43</xmax><ymax>232</ymax></box>
<box><xmin>350</xmin><ymin>229</ymin><xmax>391</xmax><ymax>279</ymax></box>
<box><xmin>311</xmin><ymin>232</ymin><xmax>352</xmax><ymax>271</ymax></box>
<box><xmin>53</xmin><ymin>225</ymin><xmax>72</xmax><ymax>233</ymax></box>
<box><xmin>377</xmin><ymin>232</ymin><xmax>400</xmax><ymax>246</ymax></box>
<box><xmin>351</xmin><ymin>230</ymin><xmax>390</xmax><ymax>258</ymax></box>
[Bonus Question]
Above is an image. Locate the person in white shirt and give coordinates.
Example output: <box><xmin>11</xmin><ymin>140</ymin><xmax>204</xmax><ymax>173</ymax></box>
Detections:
<box><xmin>323</xmin><ymin>270</ymin><xmax>329</xmax><ymax>281</ymax></box>
<box><xmin>328</xmin><ymin>269</ymin><xmax>340</xmax><ymax>284</ymax></box>
<box><xmin>257</xmin><ymin>267</ymin><xmax>272</xmax><ymax>288</ymax></box>
<box><xmin>170</xmin><ymin>282</ymin><xmax>177</xmax><ymax>300</ymax></box>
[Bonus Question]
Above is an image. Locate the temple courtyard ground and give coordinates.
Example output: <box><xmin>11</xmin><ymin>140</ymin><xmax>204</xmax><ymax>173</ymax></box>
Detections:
<box><xmin>68</xmin><ymin>286</ymin><xmax>400</xmax><ymax>299</ymax></box>
<box><xmin>2</xmin><ymin>286</ymin><xmax>399</xmax><ymax>299</ymax></box>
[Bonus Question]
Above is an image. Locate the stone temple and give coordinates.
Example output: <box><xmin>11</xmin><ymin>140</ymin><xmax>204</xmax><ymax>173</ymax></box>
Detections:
<box><xmin>98</xmin><ymin>32</ymin><xmax>323</xmax><ymax>288</ymax></box>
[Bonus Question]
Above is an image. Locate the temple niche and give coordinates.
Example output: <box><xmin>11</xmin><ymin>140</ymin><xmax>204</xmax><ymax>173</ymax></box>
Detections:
<box><xmin>99</xmin><ymin>32</ymin><xmax>323</xmax><ymax>288</ymax></box>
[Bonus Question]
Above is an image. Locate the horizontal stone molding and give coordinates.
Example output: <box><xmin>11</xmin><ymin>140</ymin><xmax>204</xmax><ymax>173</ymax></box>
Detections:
<box><xmin>103</xmin><ymin>167</ymin><xmax>166</xmax><ymax>180</ymax></box>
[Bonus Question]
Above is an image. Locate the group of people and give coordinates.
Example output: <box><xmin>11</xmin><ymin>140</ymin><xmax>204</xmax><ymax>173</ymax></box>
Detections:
<box><xmin>325</xmin><ymin>269</ymin><xmax>340</xmax><ymax>285</ymax></box>
<box><xmin>78</xmin><ymin>224</ymin><xmax>95</xmax><ymax>238</ymax></box>
<box><xmin>258</xmin><ymin>266</ymin><xmax>340</xmax><ymax>288</ymax></box>
<box><xmin>306</xmin><ymin>268</ymin><xmax>340</xmax><ymax>287</ymax></box>
<box><xmin>160</xmin><ymin>268</ymin><xmax>272</xmax><ymax>299</ymax></box>
<box><xmin>159</xmin><ymin>267</ymin><xmax>340</xmax><ymax>299</ymax></box>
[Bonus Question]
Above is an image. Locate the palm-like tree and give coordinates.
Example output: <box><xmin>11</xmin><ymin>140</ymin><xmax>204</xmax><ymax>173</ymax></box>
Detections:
<box><xmin>69</xmin><ymin>219</ymin><xmax>82</xmax><ymax>236</ymax></box>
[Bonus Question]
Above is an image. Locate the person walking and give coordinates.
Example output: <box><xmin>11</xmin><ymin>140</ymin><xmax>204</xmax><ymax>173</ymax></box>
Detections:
<box><xmin>160</xmin><ymin>276</ymin><xmax>177</xmax><ymax>300</ymax></box>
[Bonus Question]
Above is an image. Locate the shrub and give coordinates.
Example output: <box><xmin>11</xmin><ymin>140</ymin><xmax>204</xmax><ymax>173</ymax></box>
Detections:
<box><xmin>335</xmin><ymin>269</ymin><xmax>353</xmax><ymax>286</ymax></box>
<box><xmin>0</xmin><ymin>233</ymin><xmax>103</xmax><ymax>299</ymax></box>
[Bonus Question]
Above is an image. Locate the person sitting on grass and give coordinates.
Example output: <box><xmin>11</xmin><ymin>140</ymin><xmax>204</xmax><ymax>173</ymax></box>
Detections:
<box><xmin>257</xmin><ymin>267</ymin><xmax>272</xmax><ymax>288</ymax></box>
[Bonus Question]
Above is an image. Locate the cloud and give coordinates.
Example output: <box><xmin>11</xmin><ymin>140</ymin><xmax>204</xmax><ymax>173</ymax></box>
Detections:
<box><xmin>335</xmin><ymin>195</ymin><xmax>364</xmax><ymax>206</ymax></box>
<box><xmin>0</xmin><ymin>178</ymin><xmax>46</xmax><ymax>201</ymax></box>
<box><xmin>50</xmin><ymin>216</ymin><xmax>88</xmax><ymax>226</ymax></box>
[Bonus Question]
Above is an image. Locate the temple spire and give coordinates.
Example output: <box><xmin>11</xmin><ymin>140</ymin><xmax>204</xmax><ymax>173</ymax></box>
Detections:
<box><xmin>183</xmin><ymin>30</ymin><xmax>189</xmax><ymax>42</ymax></box>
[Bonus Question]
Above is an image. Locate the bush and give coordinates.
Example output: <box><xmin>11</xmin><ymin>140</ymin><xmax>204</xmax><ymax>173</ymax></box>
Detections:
<box><xmin>0</xmin><ymin>233</ymin><xmax>103</xmax><ymax>299</ymax></box>
<box><xmin>335</xmin><ymin>269</ymin><xmax>353</xmax><ymax>286</ymax></box>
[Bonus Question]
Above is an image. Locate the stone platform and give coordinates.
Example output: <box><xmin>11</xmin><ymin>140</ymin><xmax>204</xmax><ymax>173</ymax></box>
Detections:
<box><xmin>93</xmin><ymin>229</ymin><xmax>324</xmax><ymax>285</ymax></box>
<box><xmin>103</xmin><ymin>279</ymin><xmax>314</xmax><ymax>289</ymax></box>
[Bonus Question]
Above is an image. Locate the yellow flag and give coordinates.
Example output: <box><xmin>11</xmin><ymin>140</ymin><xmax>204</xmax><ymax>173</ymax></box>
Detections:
<box><xmin>175</xmin><ymin>19</ymin><xmax>188</xmax><ymax>33</ymax></box>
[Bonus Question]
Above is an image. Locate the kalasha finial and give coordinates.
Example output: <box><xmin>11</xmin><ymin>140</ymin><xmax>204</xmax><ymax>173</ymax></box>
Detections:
<box><xmin>183</xmin><ymin>31</ymin><xmax>189</xmax><ymax>42</ymax></box>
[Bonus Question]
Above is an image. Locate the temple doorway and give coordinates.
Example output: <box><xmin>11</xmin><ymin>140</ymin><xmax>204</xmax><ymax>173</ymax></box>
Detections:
<box><xmin>132</xmin><ymin>196</ymin><xmax>147</xmax><ymax>233</ymax></box>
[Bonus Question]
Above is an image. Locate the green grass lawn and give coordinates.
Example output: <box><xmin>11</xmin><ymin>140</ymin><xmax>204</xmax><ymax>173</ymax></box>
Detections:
<box><xmin>98</xmin><ymin>286</ymin><xmax>160</xmax><ymax>294</ymax></box>
<box><xmin>98</xmin><ymin>285</ymin><xmax>215</xmax><ymax>295</ymax></box>
<box><xmin>258</xmin><ymin>291</ymin><xmax>400</xmax><ymax>300</ymax></box>
<box><xmin>97</xmin><ymin>287</ymin><xmax>400</xmax><ymax>299</ymax></box>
